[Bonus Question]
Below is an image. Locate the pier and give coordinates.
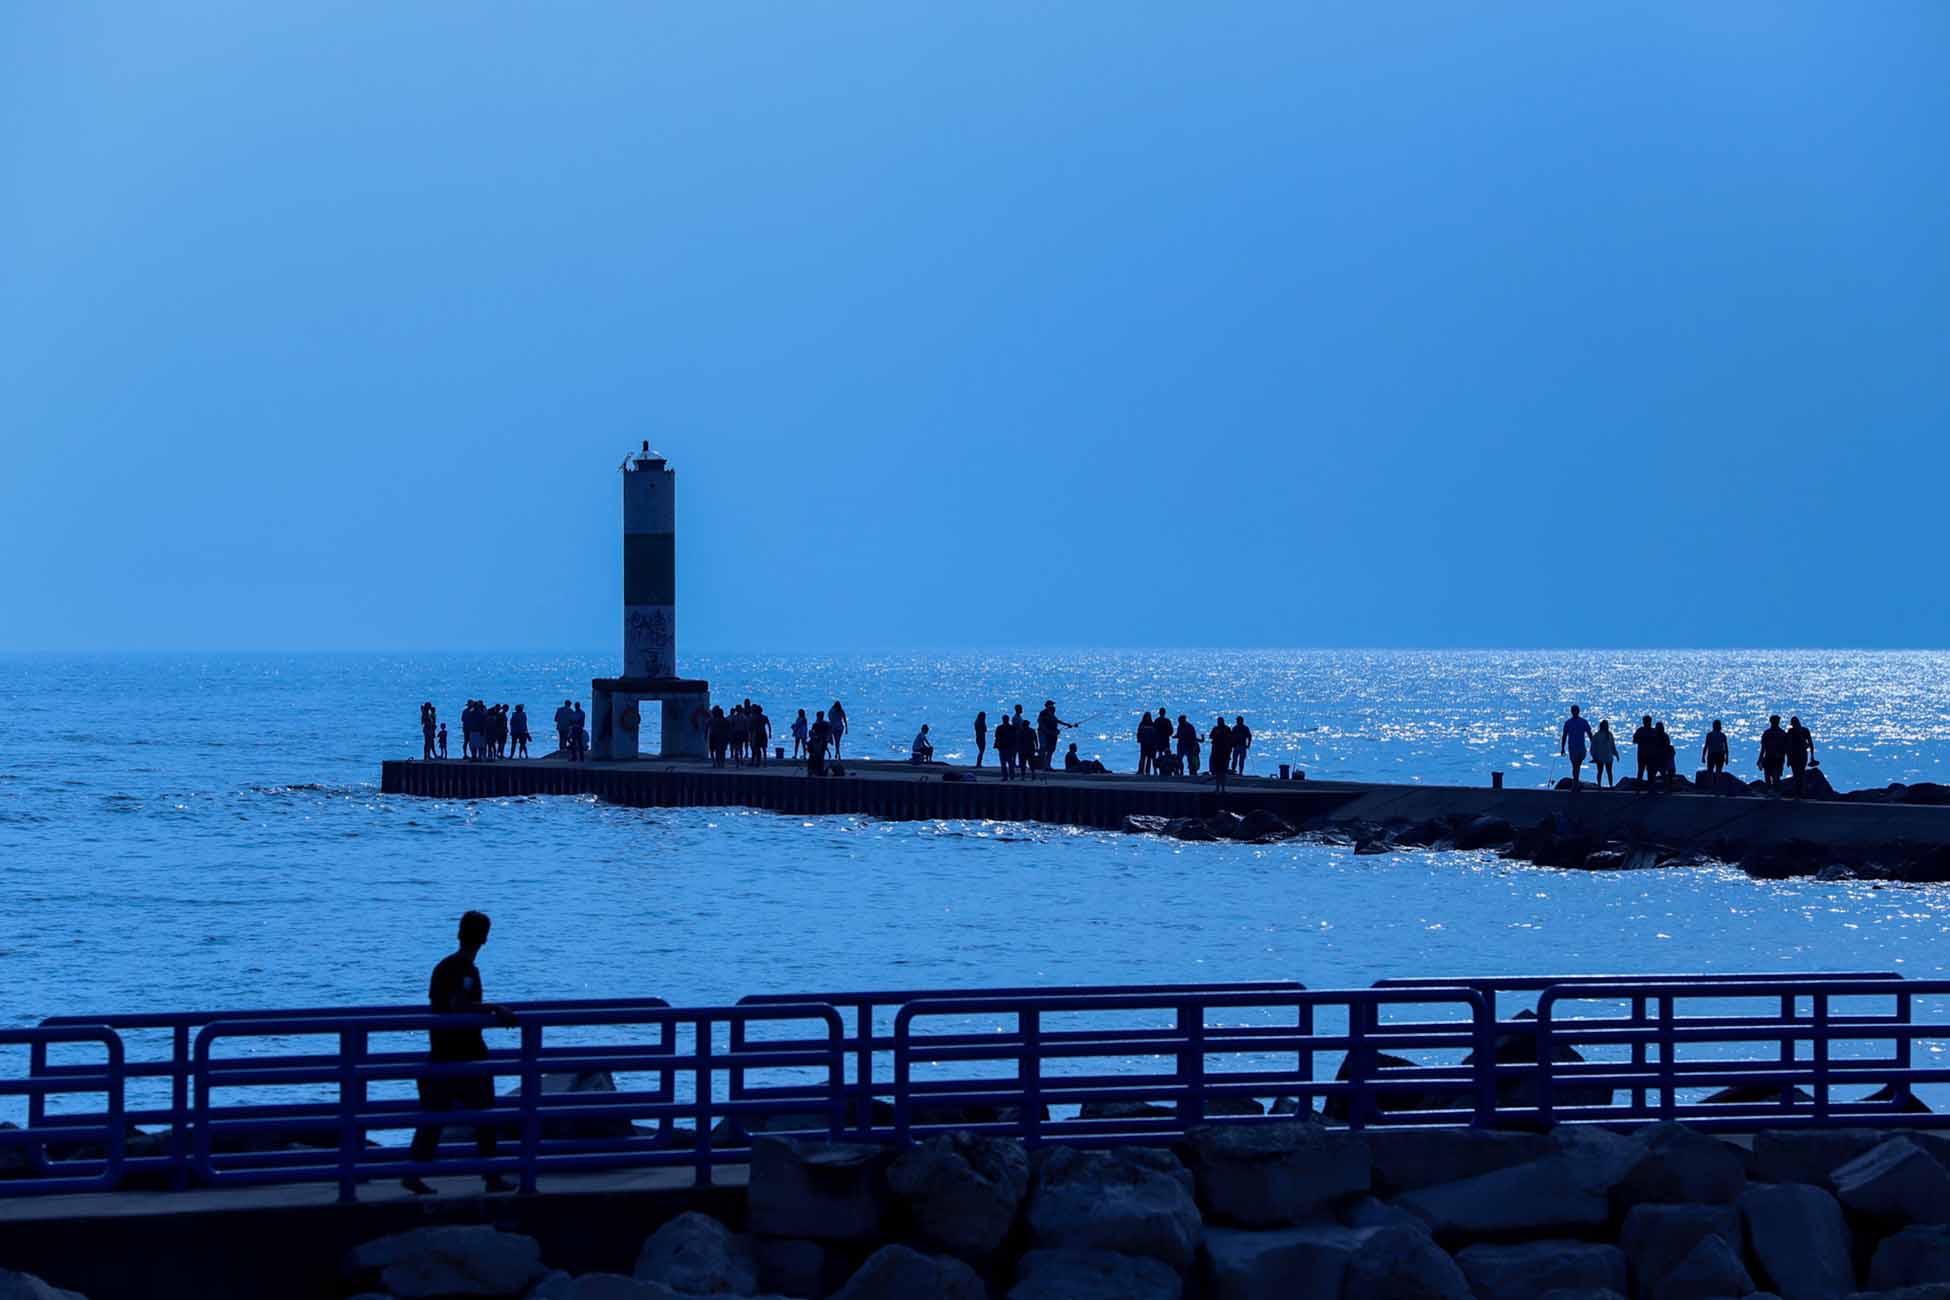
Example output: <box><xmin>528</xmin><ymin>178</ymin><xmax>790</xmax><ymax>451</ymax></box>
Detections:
<box><xmin>379</xmin><ymin>755</ymin><xmax>1950</xmax><ymax>860</ymax></box>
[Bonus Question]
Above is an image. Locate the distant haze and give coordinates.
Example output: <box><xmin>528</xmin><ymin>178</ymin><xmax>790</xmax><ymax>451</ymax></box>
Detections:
<box><xmin>4</xmin><ymin>4</ymin><xmax>1945</xmax><ymax>652</ymax></box>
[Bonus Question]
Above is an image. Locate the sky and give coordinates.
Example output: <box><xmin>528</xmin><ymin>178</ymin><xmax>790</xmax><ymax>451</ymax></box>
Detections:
<box><xmin>3</xmin><ymin>3</ymin><xmax>1946</xmax><ymax>653</ymax></box>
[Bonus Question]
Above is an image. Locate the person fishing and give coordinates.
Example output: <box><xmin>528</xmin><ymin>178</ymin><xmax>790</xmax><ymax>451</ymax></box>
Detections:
<box><xmin>1035</xmin><ymin>701</ymin><xmax>1076</xmax><ymax>772</ymax></box>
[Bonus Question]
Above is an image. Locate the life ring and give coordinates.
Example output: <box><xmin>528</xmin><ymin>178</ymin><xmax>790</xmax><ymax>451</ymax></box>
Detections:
<box><xmin>619</xmin><ymin>704</ymin><xmax>641</xmax><ymax>733</ymax></box>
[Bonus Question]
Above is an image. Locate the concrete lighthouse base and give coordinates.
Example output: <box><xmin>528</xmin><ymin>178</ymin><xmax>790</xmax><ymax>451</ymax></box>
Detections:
<box><xmin>589</xmin><ymin>675</ymin><xmax>711</xmax><ymax>760</ymax></box>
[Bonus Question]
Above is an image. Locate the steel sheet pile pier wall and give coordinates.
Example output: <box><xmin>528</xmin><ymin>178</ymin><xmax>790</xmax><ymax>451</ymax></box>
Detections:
<box><xmin>378</xmin><ymin>760</ymin><xmax>1360</xmax><ymax>829</ymax></box>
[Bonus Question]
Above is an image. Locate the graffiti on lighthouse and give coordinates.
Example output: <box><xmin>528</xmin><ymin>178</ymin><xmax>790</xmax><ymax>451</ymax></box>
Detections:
<box><xmin>625</xmin><ymin>607</ymin><xmax>674</xmax><ymax>678</ymax></box>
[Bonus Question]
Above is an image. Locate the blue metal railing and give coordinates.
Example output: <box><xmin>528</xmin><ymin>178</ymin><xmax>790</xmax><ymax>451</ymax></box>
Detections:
<box><xmin>0</xmin><ymin>1026</ymin><xmax>125</xmax><ymax>1195</ymax></box>
<box><xmin>188</xmin><ymin>1004</ymin><xmax>842</xmax><ymax>1203</ymax></box>
<box><xmin>32</xmin><ymin>997</ymin><xmax>674</xmax><ymax>1187</ymax></box>
<box><xmin>890</xmin><ymin>986</ymin><xmax>1498</xmax><ymax>1144</ymax></box>
<box><xmin>1533</xmin><ymin>979</ymin><xmax>1950</xmax><ymax>1130</ymax></box>
<box><xmin>729</xmin><ymin>980</ymin><xmax>1307</xmax><ymax>1135</ymax></box>
<box><xmin>7</xmin><ymin>971</ymin><xmax>1949</xmax><ymax>1201</ymax></box>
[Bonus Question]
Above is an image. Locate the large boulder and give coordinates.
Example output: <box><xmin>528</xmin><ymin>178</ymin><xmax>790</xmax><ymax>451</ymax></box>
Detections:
<box><xmin>1659</xmin><ymin>1232</ymin><xmax>1755</xmax><ymax>1300</ymax></box>
<box><xmin>0</xmin><ymin>1272</ymin><xmax>88</xmax><ymax>1300</ymax></box>
<box><xmin>752</xmin><ymin>1238</ymin><xmax>848</xmax><ymax>1299</ymax></box>
<box><xmin>634</xmin><ymin>1213</ymin><xmax>756</xmax><ymax>1295</ymax></box>
<box><xmin>1753</xmin><ymin>1130</ymin><xmax>1891</xmax><ymax>1189</ymax></box>
<box><xmin>1007</xmin><ymin>1248</ymin><xmax>1183</xmax><ymax>1300</ymax></box>
<box><xmin>1179</xmin><ymin>1120</ymin><xmax>1370</xmax><ymax>1226</ymax></box>
<box><xmin>748</xmin><ymin>1138</ymin><xmax>890</xmax><ymax>1243</ymax></box>
<box><xmin>829</xmin><ymin>1245</ymin><xmax>982</xmax><ymax>1300</ymax></box>
<box><xmin>343</xmin><ymin>1226</ymin><xmax>549</xmax><ymax>1298</ymax></box>
<box><xmin>1455</xmin><ymin>815</ymin><xmax>1516</xmax><ymax>850</ymax></box>
<box><xmin>1454</xmin><ymin>1241</ymin><xmax>1629</xmax><ymax>1300</ymax></box>
<box><xmin>1614</xmin><ymin>1122</ymin><xmax>1747</xmax><ymax>1207</ymax></box>
<box><xmin>1871</xmin><ymin>1227</ymin><xmax>1950</xmax><ymax>1290</ymax></box>
<box><xmin>1396</xmin><ymin>1128</ymin><xmax>1644</xmax><ymax>1240</ymax></box>
<box><xmin>1620</xmin><ymin>1203</ymin><xmax>1740</xmax><ymax>1298</ymax></box>
<box><xmin>1320</xmin><ymin>1051</ymin><xmax>1469</xmax><ymax>1122</ymax></box>
<box><xmin>1026</xmin><ymin>1146</ymin><xmax>1202</xmax><ymax>1271</ymax></box>
<box><xmin>1166</xmin><ymin>817</ymin><xmax>1219</xmax><ymax>842</ymax></box>
<box><xmin>1342</xmin><ymin>1225</ymin><xmax>1473</xmax><ymax>1299</ymax></box>
<box><xmin>1121</xmin><ymin>814</ymin><xmax>1171</xmax><ymax>835</ymax></box>
<box><xmin>1833</xmin><ymin>1139</ymin><xmax>1950</xmax><ymax>1225</ymax></box>
<box><xmin>886</xmin><ymin>1131</ymin><xmax>1030</xmax><ymax>1261</ymax></box>
<box><xmin>1740</xmin><ymin>1182</ymin><xmax>1854</xmax><ymax>1300</ymax></box>
<box><xmin>1238</xmin><ymin>810</ymin><xmax>1296</xmax><ymax>841</ymax></box>
<box><xmin>1200</xmin><ymin>1225</ymin><xmax>1364</xmax><ymax>1300</ymax></box>
<box><xmin>498</xmin><ymin>1070</ymin><xmax>635</xmax><ymax>1140</ymax></box>
<box><xmin>1365</xmin><ymin>1128</ymin><xmax>1552</xmax><ymax>1195</ymax></box>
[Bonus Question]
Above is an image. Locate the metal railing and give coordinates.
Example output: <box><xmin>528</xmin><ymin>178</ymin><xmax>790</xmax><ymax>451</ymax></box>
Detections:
<box><xmin>1532</xmin><ymin>979</ymin><xmax>1950</xmax><ymax>1130</ymax></box>
<box><xmin>729</xmin><ymin>980</ymin><xmax>1306</xmax><ymax>1137</ymax></box>
<box><xmin>188</xmin><ymin>1003</ymin><xmax>841</xmax><ymax>1202</ymax></box>
<box><xmin>890</xmin><ymin>986</ymin><xmax>1497</xmax><ymax>1144</ymax></box>
<box><xmin>6</xmin><ymin>972</ymin><xmax>1949</xmax><ymax>1201</ymax></box>
<box><xmin>32</xmin><ymin>998</ymin><xmax>673</xmax><ymax>1188</ymax></box>
<box><xmin>0</xmin><ymin>1027</ymin><xmax>124</xmax><ymax>1196</ymax></box>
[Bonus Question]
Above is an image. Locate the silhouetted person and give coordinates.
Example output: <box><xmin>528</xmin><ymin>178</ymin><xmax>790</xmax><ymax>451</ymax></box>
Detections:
<box><xmin>1135</xmin><ymin>713</ymin><xmax>1155</xmax><ymax>774</ymax></box>
<box><xmin>422</xmin><ymin>703</ymin><xmax>438</xmax><ymax>760</ymax></box>
<box><xmin>751</xmin><ymin>706</ymin><xmax>771</xmax><ymax>766</ymax></box>
<box><xmin>995</xmin><ymin>712</ymin><xmax>1016</xmax><ymax>779</ymax></box>
<box><xmin>571</xmin><ymin>703</ymin><xmax>587</xmax><ymax>761</ymax></box>
<box><xmin>509</xmin><ymin>705</ymin><xmax>529</xmax><ymax>759</ymax></box>
<box><xmin>1209</xmin><ymin>717</ymin><xmax>1233</xmax><ymax>792</ymax></box>
<box><xmin>911</xmin><ymin>724</ymin><xmax>933</xmax><ymax>763</ymax></box>
<box><xmin>1701</xmin><ymin>720</ymin><xmax>1729</xmax><ymax>792</ymax></box>
<box><xmin>707</xmin><ymin>706</ymin><xmax>729</xmax><ymax>767</ymax></box>
<box><xmin>487</xmin><ymin>704</ymin><xmax>507</xmax><ymax>761</ymax></box>
<box><xmin>1758</xmin><ymin>715</ymin><xmax>1788</xmax><ymax>791</ymax></box>
<box><xmin>405</xmin><ymin>910</ymin><xmax>516</xmax><ymax>1196</ymax></box>
<box><xmin>1652</xmin><ymin>722</ymin><xmax>1675</xmax><ymax>791</ymax></box>
<box><xmin>1014</xmin><ymin>707</ymin><xmax>1039</xmax><ymax>776</ymax></box>
<box><xmin>1176</xmin><ymin>714</ymin><xmax>1201</xmax><ymax>776</ymax></box>
<box><xmin>1231</xmin><ymin>716</ymin><xmax>1250</xmax><ymax>774</ymax></box>
<box><xmin>1591</xmin><ymin>720</ymin><xmax>1618</xmax><ymax>788</ymax></box>
<box><xmin>463</xmin><ymin>700</ymin><xmax>484</xmax><ymax>762</ymax></box>
<box><xmin>1064</xmin><ymin>743</ymin><xmax>1108</xmax><ymax>774</ymax></box>
<box><xmin>554</xmin><ymin>700</ymin><xmax>574</xmax><ymax>755</ymax></box>
<box><xmin>828</xmin><ymin>701</ymin><xmax>848</xmax><ymax>760</ymax></box>
<box><xmin>974</xmin><ymin>711</ymin><xmax>988</xmax><ymax>768</ymax></box>
<box><xmin>808</xmin><ymin>710</ymin><xmax>832</xmax><ymax>776</ymax></box>
<box><xmin>790</xmin><ymin>709</ymin><xmax>809</xmax><ymax>759</ymax></box>
<box><xmin>1035</xmin><ymin>701</ymin><xmax>1075</xmax><ymax>772</ymax></box>
<box><xmin>1560</xmin><ymin>705</ymin><xmax>1593</xmax><ymax>790</ymax></box>
<box><xmin>1631</xmin><ymin>715</ymin><xmax>1656</xmax><ymax>789</ymax></box>
<box><xmin>1786</xmin><ymin>716</ymin><xmax>1816</xmax><ymax>797</ymax></box>
<box><xmin>437</xmin><ymin>723</ymin><xmax>448</xmax><ymax>759</ymax></box>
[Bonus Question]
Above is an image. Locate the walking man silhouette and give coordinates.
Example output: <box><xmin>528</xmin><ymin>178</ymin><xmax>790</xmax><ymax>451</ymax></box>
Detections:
<box><xmin>405</xmin><ymin>910</ymin><xmax>516</xmax><ymax>1195</ymax></box>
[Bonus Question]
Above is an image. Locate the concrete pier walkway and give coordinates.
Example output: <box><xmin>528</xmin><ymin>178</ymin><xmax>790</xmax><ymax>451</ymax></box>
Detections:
<box><xmin>379</xmin><ymin>755</ymin><xmax>1950</xmax><ymax>855</ymax></box>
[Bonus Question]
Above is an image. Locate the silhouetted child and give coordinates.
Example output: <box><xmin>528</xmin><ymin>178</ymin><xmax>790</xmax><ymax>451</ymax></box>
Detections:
<box><xmin>437</xmin><ymin>724</ymin><xmax>448</xmax><ymax>759</ymax></box>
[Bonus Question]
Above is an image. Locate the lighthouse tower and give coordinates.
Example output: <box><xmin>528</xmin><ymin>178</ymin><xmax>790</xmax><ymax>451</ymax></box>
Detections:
<box><xmin>622</xmin><ymin>446</ymin><xmax>677</xmax><ymax>677</ymax></box>
<box><xmin>589</xmin><ymin>443</ymin><xmax>710</xmax><ymax>760</ymax></box>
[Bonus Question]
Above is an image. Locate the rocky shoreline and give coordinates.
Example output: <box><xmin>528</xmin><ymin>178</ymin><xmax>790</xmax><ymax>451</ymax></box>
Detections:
<box><xmin>17</xmin><ymin>1119</ymin><xmax>1950</xmax><ymax>1299</ymax></box>
<box><xmin>1120</xmin><ymin>783</ymin><xmax>1950</xmax><ymax>885</ymax></box>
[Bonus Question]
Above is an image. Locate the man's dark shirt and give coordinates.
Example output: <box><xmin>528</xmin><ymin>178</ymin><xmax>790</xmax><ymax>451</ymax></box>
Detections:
<box><xmin>1787</xmin><ymin>725</ymin><xmax>1812</xmax><ymax>762</ymax></box>
<box><xmin>1760</xmin><ymin>727</ymin><xmax>1788</xmax><ymax>762</ymax></box>
<box><xmin>1632</xmin><ymin>724</ymin><xmax>1654</xmax><ymax>751</ymax></box>
<box><xmin>428</xmin><ymin>952</ymin><xmax>487</xmax><ymax>1062</ymax></box>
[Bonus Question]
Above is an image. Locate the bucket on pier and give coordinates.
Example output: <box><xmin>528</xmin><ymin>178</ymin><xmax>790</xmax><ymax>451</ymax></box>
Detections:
<box><xmin>1279</xmin><ymin>763</ymin><xmax>1290</xmax><ymax>780</ymax></box>
<box><xmin>776</xmin><ymin>746</ymin><xmax>784</xmax><ymax>760</ymax></box>
<box><xmin>1491</xmin><ymin>771</ymin><xmax>1504</xmax><ymax>789</ymax></box>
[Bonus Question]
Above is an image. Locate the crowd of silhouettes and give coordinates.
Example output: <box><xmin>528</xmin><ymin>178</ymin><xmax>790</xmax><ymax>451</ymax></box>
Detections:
<box><xmin>1130</xmin><ymin>709</ymin><xmax>1252</xmax><ymax>784</ymax></box>
<box><xmin>1560</xmin><ymin>707</ymin><xmax>1820</xmax><ymax>796</ymax></box>
<box><xmin>706</xmin><ymin>699</ymin><xmax>774</xmax><ymax>768</ymax></box>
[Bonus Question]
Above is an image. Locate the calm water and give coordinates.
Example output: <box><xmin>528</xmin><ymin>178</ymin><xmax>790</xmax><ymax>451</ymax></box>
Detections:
<box><xmin>4</xmin><ymin>650</ymin><xmax>1950</xmax><ymax>1032</ymax></box>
